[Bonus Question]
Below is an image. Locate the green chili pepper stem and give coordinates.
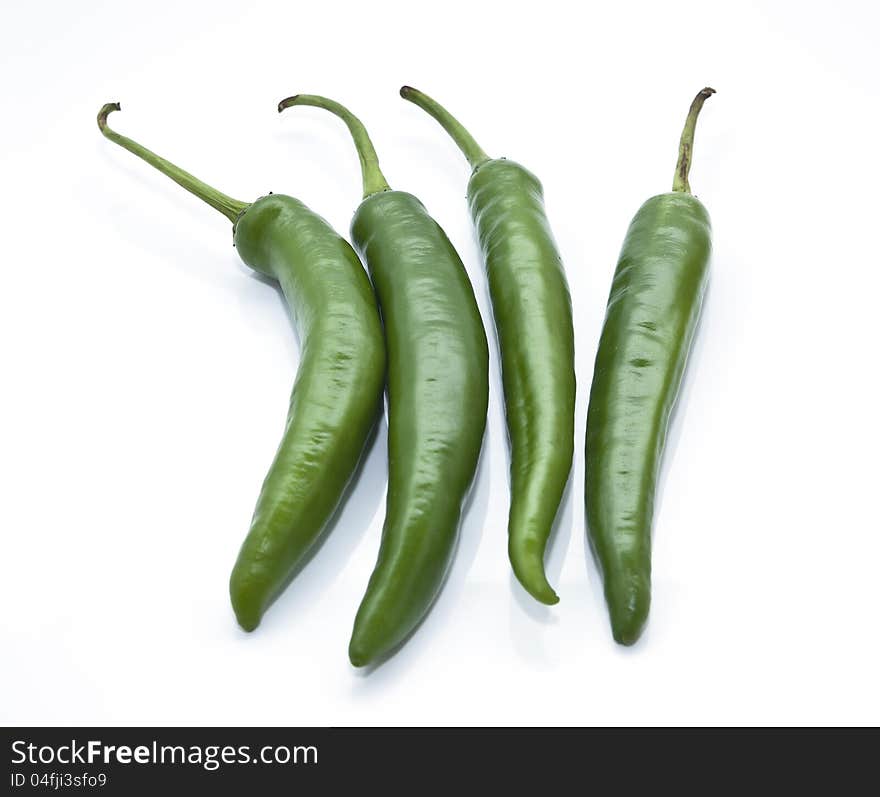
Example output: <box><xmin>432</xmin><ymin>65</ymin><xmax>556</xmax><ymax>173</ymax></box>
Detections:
<box><xmin>278</xmin><ymin>95</ymin><xmax>391</xmax><ymax>199</ymax></box>
<box><xmin>96</xmin><ymin>103</ymin><xmax>249</xmax><ymax>224</ymax></box>
<box><xmin>399</xmin><ymin>86</ymin><xmax>490</xmax><ymax>170</ymax></box>
<box><xmin>672</xmin><ymin>87</ymin><xmax>716</xmax><ymax>194</ymax></box>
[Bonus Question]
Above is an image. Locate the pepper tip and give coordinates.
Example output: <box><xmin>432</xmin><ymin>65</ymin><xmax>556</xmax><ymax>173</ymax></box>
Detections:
<box><xmin>348</xmin><ymin>643</ymin><xmax>371</xmax><ymax>669</ymax></box>
<box><xmin>607</xmin><ymin>580</ymin><xmax>650</xmax><ymax>645</ymax></box>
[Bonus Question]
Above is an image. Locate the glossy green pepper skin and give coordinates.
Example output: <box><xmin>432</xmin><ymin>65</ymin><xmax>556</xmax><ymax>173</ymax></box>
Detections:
<box><xmin>230</xmin><ymin>196</ymin><xmax>386</xmax><ymax>631</ymax></box>
<box><xmin>400</xmin><ymin>88</ymin><xmax>575</xmax><ymax>605</ymax></box>
<box><xmin>279</xmin><ymin>95</ymin><xmax>489</xmax><ymax>667</ymax></box>
<box><xmin>585</xmin><ymin>89</ymin><xmax>715</xmax><ymax>645</ymax></box>
<box><xmin>586</xmin><ymin>193</ymin><xmax>710</xmax><ymax>643</ymax></box>
<box><xmin>470</xmin><ymin>161</ymin><xmax>575</xmax><ymax>604</ymax></box>
<box><xmin>97</xmin><ymin>105</ymin><xmax>385</xmax><ymax>633</ymax></box>
<box><xmin>350</xmin><ymin>191</ymin><xmax>489</xmax><ymax>664</ymax></box>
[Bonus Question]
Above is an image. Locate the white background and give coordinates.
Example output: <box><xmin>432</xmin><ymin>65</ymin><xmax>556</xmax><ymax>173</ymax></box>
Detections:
<box><xmin>2</xmin><ymin>0</ymin><xmax>879</xmax><ymax>726</ymax></box>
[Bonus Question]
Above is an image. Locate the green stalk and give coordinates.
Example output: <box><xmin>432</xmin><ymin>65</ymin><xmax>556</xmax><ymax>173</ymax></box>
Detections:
<box><xmin>399</xmin><ymin>86</ymin><xmax>490</xmax><ymax>170</ymax></box>
<box><xmin>672</xmin><ymin>87</ymin><xmax>716</xmax><ymax>194</ymax></box>
<box><xmin>97</xmin><ymin>103</ymin><xmax>248</xmax><ymax>223</ymax></box>
<box><xmin>278</xmin><ymin>94</ymin><xmax>390</xmax><ymax>199</ymax></box>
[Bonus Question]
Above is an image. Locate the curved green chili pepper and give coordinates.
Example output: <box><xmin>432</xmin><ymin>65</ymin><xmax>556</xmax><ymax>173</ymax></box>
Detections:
<box><xmin>97</xmin><ymin>103</ymin><xmax>386</xmax><ymax>632</ymax></box>
<box><xmin>400</xmin><ymin>86</ymin><xmax>575</xmax><ymax>606</ymax></box>
<box><xmin>279</xmin><ymin>94</ymin><xmax>489</xmax><ymax>667</ymax></box>
<box><xmin>585</xmin><ymin>88</ymin><xmax>715</xmax><ymax>645</ymax></box>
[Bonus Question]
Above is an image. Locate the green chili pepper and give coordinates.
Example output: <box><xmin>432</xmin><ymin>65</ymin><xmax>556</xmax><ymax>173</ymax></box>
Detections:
<box><xmin>400</xmin><ymin>86</ymin><xmax>576</xmax><ymax>606</ymax></box>
<box><xmin>585</xmin><ymin>88</ymin><xmax>715</xmax><ymax>645</ymax></box>
<box><xmin>279</xmin><ymin>94</ymin><xmax>489</xmax><ymax>667</ymax></box>
<box><xmin>97</xmin><ymin>103</ymin><xmax>386</xmax><ymax>632</ymax></box>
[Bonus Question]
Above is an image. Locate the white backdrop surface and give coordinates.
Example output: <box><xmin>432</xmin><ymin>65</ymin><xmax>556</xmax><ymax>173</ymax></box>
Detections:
<box><xmin>1</xmin><ymin>0</ymin><xmax>878</xmax><ymax>726</ymax></box>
